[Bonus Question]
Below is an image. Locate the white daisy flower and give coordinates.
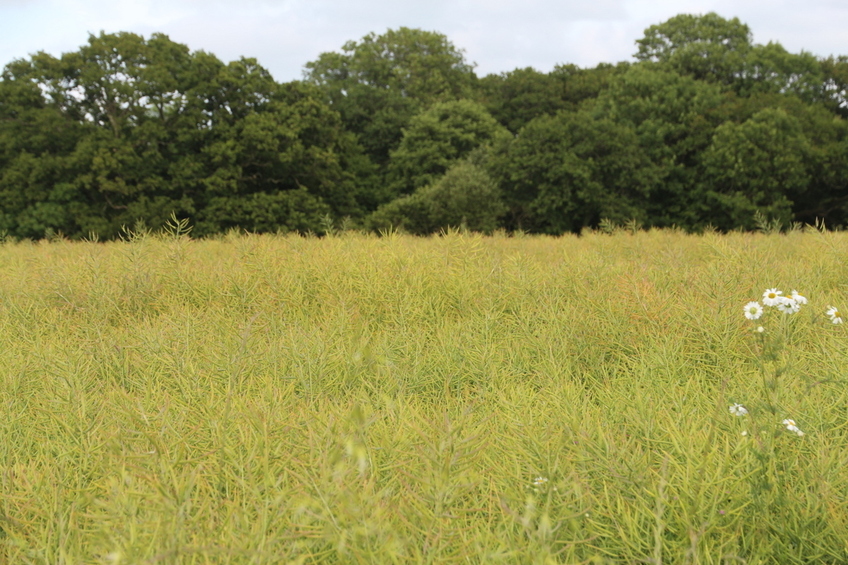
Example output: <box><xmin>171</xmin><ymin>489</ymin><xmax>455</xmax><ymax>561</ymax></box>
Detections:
<box><xmin>790</xmin><ymin>290</ymin><xmax>808</xmax><ymax>305</ymax></box>
<box><xmin>743</xmin><ymin>301</ymin><xmax>763</xmax><ymax>320</ymax></box>
<box><xmin>762</xmin><ymin>288</ymin><xmax>783</xmax><ymax>307</ymax></box>
<box><xmin>827</xmin><ymin>306</ymin><xmax>843</xmax><ymax>324</ymax></box>
<box><xmin>782</xmin><ymin>419</ymin><xmax>805</xmax><ymax>436</ymax></box>
<box><xmin>729</xmin><ymin>403</ymin><xmax>748</xmax><ymax>416</ymax></box>
<box><xmin>776</xmin><ymin>296</ymin><xmax>800</xmax><ymax>314</ymax></box>
<box><xmin>532</xmin><ymin>476</ymin><xmax>548</xmax><ymax>487</ymax></box>
<box><xmin>756</xmin><ymin>326</ymin><xmax>765</xmax><ymax>333</ymax></box>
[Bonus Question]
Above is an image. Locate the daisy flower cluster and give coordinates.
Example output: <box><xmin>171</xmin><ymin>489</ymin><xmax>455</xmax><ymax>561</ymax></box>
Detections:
<box><xmin>527</xmin><ymin>476</ymin><xmax>557</xmax><ymax>493</ymax></box>
<box><xmin>729</xmin><ymin>403</ymin><xmax>748</xmax><ymax>417</ymax></box>
<box><xmin>745</xmin><ymin>289</ymin><xmax>807</xmax><ymax>320</ymax></box>
<box><xmin>782</xmin><ymin>419</ymin><xmax>805</xmax><ymax>436</ymax></box>
<box><xmin>745</xmin><ymin>288</ymin><xmax>843</xmax><ymax>325</ymax></box>
<box><xmin>734</xmin><ymin>287</ymin><xmax>817</xmax><ymax>440</ymax></box>
<box><xmin>730</xmin><ymin>403</ymin><xmax>805</xmax><ymax>437</ymax></box>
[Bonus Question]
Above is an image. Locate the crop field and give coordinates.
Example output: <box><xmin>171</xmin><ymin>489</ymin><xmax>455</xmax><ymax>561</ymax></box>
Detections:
<box><xmin>1</xmin><ymin>227</ymin><xmax>848</xmax><ymax>564</ymax></box>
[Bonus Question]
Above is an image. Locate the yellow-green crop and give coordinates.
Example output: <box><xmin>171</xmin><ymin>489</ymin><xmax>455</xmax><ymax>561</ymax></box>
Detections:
<box><xmin>2</xmin><ymin>227</ymin><xmax>848</xmax><ymax>564</ymax></box>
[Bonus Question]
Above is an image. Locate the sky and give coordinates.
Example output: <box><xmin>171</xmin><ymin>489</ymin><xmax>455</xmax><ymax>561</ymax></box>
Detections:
<box><xmin>1</xmin><ymin>0</ymin><xmax>847</xmax><ymax>82</ymax></box>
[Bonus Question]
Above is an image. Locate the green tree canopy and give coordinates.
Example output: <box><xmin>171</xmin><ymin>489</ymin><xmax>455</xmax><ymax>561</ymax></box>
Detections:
<box><xmin>819</xmin><ymin>55</ymin><xmax>848</xmax><ymax>116</ymax></box>
<box><xmin>1</xmin><ymin>15</ymin><xmax>847</xmax><ymax>238</ymax></box>
<box><xmin>304</xmin><ymin>28</ymin><xmax>476</xmax><ymax>166</ymax></box>
<box><xmin>737</xmin><ymin>42</ymin><xmax>824</xmax><ymax>103</ymax></box>
<box><xmin>700</xmin><ymin>107</ymin><xmax>811</xmax><ymax>229</ymax></box>
<box><xmin>490</xmin><ymin>110</ymin><xmax>659</xmax><ymax>233</ymax></box>
<box><xmin>476</xmin><ymin>67</ymin><xmax>569</xmax><ymax>133</ymax></box>
<box><xmin>0</xmin><ymin>32</ymin><xmax>365</xmax><ymax>238</ymax></box>
<box><xmin>386</xmin><ymin>99</ymin><xmax>509</xmax><ymax>197</ymax></box>
<box><xmin>591</xmin><ymin>66</ymin><xmax>727</xmax><ymax>228</ymax></box>
<box><xmin>635</xmin><ymin>13</ymin><xmax>753</xmax><ymax>84</ymax></box>
<box><xmin>367</xmin><ymin>160</ymin><xmax>505</xmax><ymax>234</ymax></box>
<box><xmin>192</xmin><ymin>81</ymin><xmax>366</xmax><ymax>236</ymax></box>
<box><xmin>552</xmin><ymin>62</ymin><xmax>633</xmax><ymax>108</ymax></box>
<box><xmin>475</xmin><ymin>63</ymin><xmax>631</xmax><ymax>134</ymax></box>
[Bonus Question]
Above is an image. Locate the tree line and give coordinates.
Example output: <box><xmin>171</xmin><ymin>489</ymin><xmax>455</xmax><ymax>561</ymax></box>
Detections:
<box><xmin>1</xmin><ymin>13</ymin><xmax>847</xmax><ymax>239</ymax></box>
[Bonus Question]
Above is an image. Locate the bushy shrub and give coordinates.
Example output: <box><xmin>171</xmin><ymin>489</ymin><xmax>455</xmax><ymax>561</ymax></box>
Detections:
<box><xmin>367</xmin><ymin>161</ymin><xmax>505</xmax><ymax>234</ymax></box>
<box><xmin>364</xmin><ymin>192</ymin><xmax>432</xmax><ymax>234</ymax></box>
<box><xmin>195</xmin><ymin>189</ymin><xmax>331</xmax><ymax>236</ymax></box>
<box><xmin>386</xmin><ymin>100</ymin><xmax>510</xmax><ymax>197</ymax></box>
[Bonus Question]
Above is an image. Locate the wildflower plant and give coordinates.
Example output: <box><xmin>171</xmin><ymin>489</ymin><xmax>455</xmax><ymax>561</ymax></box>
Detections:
<box><xmin>731</xmin><ymin>286</ymin><xmax>848</xmax><ymax>516</ymax></box>
<box><xmin>782</xmin><ymin>419</ymin><xmax>804</xmax><ymax>436</ymax></box>
<box><xmin>741</xmin><ymin>288</ymin><xmax>841</xmax><ymax>404</ymax></box>
<box><xmin>740</xmin><ymin>288</ymin><xmax>811</xmax><ymax>419</ymax></box>
<box><xmin>743</xmin><ymin>302</ymin><xmax>763</xmax><ymax>320</ymax></box>
<box><xmin>729</xmin><ymin>403</ymin><xmax>748</xmax><ymax>417</ymax></box>
<box><xmin>729</xmin><ymin>280</ymin><xmax>843</xmax><ymax>512</ymax></box>
<box><xmin>532</xmin><ymin>476</ymin><xmax>549</xmax><ymax>488</ymax></box>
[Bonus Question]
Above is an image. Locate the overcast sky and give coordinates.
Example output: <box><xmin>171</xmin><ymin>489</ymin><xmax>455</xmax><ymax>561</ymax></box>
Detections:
<box><xmin>2</xmin><ymin>0</ymin><xmax>847</xmax><ymax>82</ymax></box>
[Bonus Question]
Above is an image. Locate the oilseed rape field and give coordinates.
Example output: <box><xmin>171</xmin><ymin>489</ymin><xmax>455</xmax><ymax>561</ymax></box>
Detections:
<box><xmin>2</xmin><ymin>227</ymin><xmax>848</xmax><ymax>564</ymax></box>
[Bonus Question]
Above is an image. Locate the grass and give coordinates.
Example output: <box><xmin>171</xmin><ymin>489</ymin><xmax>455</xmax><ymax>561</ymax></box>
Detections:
<box><xmin>1</xmin><ymin>227</ymin><xmax>848</xmax><ymax>564</ymax></box>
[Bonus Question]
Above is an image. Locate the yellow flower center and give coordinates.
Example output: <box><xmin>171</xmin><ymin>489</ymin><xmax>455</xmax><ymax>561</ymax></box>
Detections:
<box><xmin>768</xmin><ymin>293</ymin><xmax>776</xmax><ymax>299</ymax></box>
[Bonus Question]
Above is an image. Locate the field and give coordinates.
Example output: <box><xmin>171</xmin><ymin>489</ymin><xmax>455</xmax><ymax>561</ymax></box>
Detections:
<box><xmin>2</xmin><ymin>227</ymin><xmax>848</xmax><ymax>564</ymax></box>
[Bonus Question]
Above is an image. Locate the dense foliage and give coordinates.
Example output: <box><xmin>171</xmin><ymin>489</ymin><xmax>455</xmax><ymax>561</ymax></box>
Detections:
<box><xmin>2</xmin><ymin>15</ymin><xmax>847</xmax><ymax>238</ymax></box>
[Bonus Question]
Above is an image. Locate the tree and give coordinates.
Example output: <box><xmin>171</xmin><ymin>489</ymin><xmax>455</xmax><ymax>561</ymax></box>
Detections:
<box><xmin>700</xmin><ymin>108</ymin><xmax>811</xmax><ymax>229</ymax></box>
<box><xmin>304</xmin><ymin>28</ymin><xmax>476</xmax><ymax>168</ymax></box>
<box><xmin>0</xmin><ymin>62</ymin><xmax>91</xmax><ymax>237</ymax></box>
<box><xmin>193</xmin><ymin>81</ymin><xmax>366</xmax><ymax>235</ymax></box>
<box><xmin>198</xmin><ymin>188</ymin><xmax>331</xmax><ymax>235</ymax></box>
<box><xmin>367</xmin><ymin>160</ymin><xmax>505</xmax><ymax>234</ymax></box>
<box><xmin>0</xmin><ymin>32</ymin><xmax>221</xmax><ymax>236</ymax></box>
<box><xmin>476</xmin><ymin>67</ymin><xmax>569</xmax><ymax>133</ymax></box>
<box><xmin>490</xmin><ymin>110</ymin><xmax>658</xmax><ymax>233</ymax></box>
<box><xmin>820</xmin><ymin>55</ymin><xmax>848</xmax><ymax>117</ymax></box>
<box><xmin>717</xmin><ymin>93</ymin><xmax>848</xmax><ymax>227</ymax></box>
<box><xmin>386</xmin><ymin>99</ymin><xmax>509</xmax><ymax>196</ymax></box>
<box><xmin>737</xmin><ymin>42</ymin><xmax>824</xmax><ymax>103</ymax></box>
<box><xmin>635</xmin><ymin>13</ymin><xmax>752</xmax><ymax>85</ymax></box>
<box><xmin>590</xmin><ymin>66</ymin><xmax>726</xmax><ymax>228</ymax></box>
<box><xmin>0</xmin><ymin>32</ymin><xmax>366</xmax><ymax>238</ymax></box>
<box><xmin>797</xmin><ymin>135</ymin><xmax>848</xmax><ymax>226</ymax></box>
<box><xmin>552</xmin><ymin>62</ymin><xmax>632</xmax><ymax>109</ymax></box>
